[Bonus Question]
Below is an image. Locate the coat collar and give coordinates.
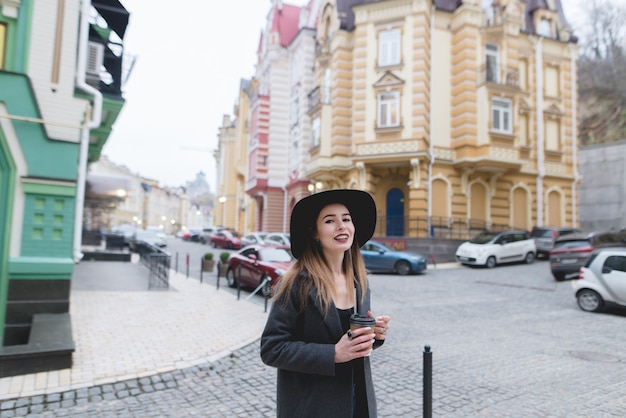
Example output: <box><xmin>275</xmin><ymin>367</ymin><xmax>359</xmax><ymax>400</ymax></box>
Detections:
<box><xmin>308</xmin><ymin>278</ymin><xmax>363</xmax><ymax>339</ymax></box>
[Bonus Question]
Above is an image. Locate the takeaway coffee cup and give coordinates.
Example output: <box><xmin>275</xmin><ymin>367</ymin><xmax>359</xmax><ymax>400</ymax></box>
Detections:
<box><xmin>349</xmin><ymin>314</ymin><xmax>375</xmax><ymax>351</ymax></box>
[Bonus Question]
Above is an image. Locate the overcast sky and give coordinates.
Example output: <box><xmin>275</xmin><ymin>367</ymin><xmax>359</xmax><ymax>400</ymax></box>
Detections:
<box><xmin>103</xmin><ymin>0</ymin><xmax>585</xmax><ymax>192</ymax></box>
<box><xmin>102</xmin><ymin>0</ymin><xmax>309</xmax><ymax>191</ymax></box>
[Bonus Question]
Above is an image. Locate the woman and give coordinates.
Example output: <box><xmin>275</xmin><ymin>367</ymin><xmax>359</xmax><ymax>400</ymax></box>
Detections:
<box><xmin>260</xmin><ymin>189</ymin><xmax>391</xmax><ymax>418</ymax></box>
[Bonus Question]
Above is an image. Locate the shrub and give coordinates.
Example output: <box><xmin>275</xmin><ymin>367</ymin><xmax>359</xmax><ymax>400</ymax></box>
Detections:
<box><xmin>219</xmin><ymin>252</ymin><xmax>230</xmax><ymax>263</ymax></box>
<box><xmin>203</xmin><ymin>253</ymin><xmax>214</xmax><ymax>260</ymax></box>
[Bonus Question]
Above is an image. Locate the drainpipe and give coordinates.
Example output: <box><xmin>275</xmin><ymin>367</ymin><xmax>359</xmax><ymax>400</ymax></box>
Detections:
<box><xmin>427</xmin><ymin>5</ymin><xmax>436</xmax><ymax>237</ymax></box>
<box><xmin>282</xmin><ymin>186</ymin><xmax>288</xmax><ymax>233</ymax></box>
<box><xmin>569</xmin><ymin>45</ymin><xmax>579</xmax><ymax>228</ymax></box>
<box><xmin>73</xmin><ymin>0</ymin><xmax>103</xmax><ymax>262</ymax></box>
<box><xmin>534</xmin><ymin>37</ymin><xmax>544</xmax><ymax>227</ymax></box>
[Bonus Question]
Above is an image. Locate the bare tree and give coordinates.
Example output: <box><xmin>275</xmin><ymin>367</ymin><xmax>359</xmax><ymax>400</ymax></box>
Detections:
<box><xmin>574</xmin><ymin>0</ymin><xmax>626</xmax><ymax>144</ymax></box>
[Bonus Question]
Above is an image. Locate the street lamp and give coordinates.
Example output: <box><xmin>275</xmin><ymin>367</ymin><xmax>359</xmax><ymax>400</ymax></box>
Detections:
<box><xmin>308</xmin><ymin>181</ymin><xmax>323</xmax><ymax>194</ymax></box>
<box><xmin>218</xmin><ymin>196</ymin><xmax>227</xmax><ymax>226</ymax></box>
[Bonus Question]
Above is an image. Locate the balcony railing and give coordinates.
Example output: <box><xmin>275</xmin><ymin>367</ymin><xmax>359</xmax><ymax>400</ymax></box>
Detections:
<box><xmin>307</xmin><ymin>85</ymin><xmax>331</xmax><ymax>113</ymax></box>
<box><xmin>373</xmin><ymin>215</ymin><xmax>514</xmax><ymax>239</ymax></box>
<box><xmin>478</xmin><ymin>64</ymin><xmax>519</xmax><ymax>88</ymax></box>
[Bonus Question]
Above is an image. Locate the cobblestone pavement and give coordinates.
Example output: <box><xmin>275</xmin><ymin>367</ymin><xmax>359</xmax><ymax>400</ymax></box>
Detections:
<box><xmin>2</xmin><ymin>261</ymin><xmax>626</xmax><ymax>417</ymax></box>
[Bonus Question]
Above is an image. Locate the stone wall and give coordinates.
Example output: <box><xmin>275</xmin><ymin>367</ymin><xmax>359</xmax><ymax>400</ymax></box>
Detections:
<box><xmin>579</xmin><ymin>141</ymin><xmax>626</xmax><ymax>232</ymax></box>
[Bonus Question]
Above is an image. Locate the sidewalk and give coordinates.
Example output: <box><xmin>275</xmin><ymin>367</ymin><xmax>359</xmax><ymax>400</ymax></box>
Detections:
<box><xmin>0</xmin><ymin>260</ymin><xmax>268</xmax><ymax>401</ymax></box>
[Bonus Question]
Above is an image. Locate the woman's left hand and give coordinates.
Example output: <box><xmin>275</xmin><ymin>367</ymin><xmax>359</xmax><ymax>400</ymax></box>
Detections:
<box><xmin>368</xmin><ymin>311</ymin><xmax>391</xmax><ymax>340</ymax></box>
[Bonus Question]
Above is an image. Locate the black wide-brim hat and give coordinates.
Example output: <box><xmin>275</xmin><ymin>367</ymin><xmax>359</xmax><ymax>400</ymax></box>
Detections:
<box><xmin>290</xmin><ymin>189</ymin><xmax>377</xmax><ymax>259</ymax></box>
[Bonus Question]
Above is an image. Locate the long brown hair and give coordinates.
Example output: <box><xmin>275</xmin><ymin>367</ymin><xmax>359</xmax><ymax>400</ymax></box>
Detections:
<box><xmin>273</xmin><ymin>228</ymin><xmax>369</xmax><ymax>317</ymax></box>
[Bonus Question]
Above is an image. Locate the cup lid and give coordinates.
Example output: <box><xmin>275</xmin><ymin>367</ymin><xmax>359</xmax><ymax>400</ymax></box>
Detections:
<box><xmin>349</xmin><ymin>314</ymin><xmax>375</xmax><ymax>326</ymax></box>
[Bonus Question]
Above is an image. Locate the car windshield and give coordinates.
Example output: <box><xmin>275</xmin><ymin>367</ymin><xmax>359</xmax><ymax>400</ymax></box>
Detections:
<box><xmin>469</xmin><ymin>232</ymin><xmax>497</xmax><ymax>244</ymax></box>
<box><xmin>260</xmin><ymin>248</ymin><xmax>293</xmax><ymax>262</ymax></box>
<box><xmin>554</xmin><ymin>239</ymin><xmax>591</xmax><ymax>250</ymax></box>
<box><xmin>530</xmin><ymin>228</ymin><xmax>552</xmax><ymax>238</ymax></box>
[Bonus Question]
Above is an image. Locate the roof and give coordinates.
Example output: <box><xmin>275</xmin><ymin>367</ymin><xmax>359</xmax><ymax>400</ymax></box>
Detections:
<box><xmin>271</xmin><ymin>3</ymin><xmax>302</xmax><ymax>47</ymax></box>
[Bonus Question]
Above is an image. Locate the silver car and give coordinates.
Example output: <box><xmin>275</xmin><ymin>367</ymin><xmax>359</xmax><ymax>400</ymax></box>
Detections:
<box><xmin>572</xmin><ymin>248</ymin><xmax>626</xmax><ymax>312</ymax></box>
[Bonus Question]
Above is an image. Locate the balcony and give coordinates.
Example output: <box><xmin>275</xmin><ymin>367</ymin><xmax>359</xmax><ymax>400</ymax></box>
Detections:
<box><xmin>87</xmin><ymin>0</ymin><xmax>132</xmax><ymax>98</ymax></box>
<box><xmin>478</xmin><ymin>64</ymin><xmax>519</xmax><ymax>89</ymax></box>
<box><xmin>307</xmin><ymin>85</ymin><xmax>330</xmax><ymax>114</ymax></box>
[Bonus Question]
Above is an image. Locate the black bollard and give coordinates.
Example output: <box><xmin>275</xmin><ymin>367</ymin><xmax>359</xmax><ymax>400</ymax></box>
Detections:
<box><xmin>423</xmin><ymin>345</ymin><xmax>432</xmax><ymax>418</ymax></box>
<box><xmin>175</xmin><ymin>252</ymin><xmax>179</xmax><ymax>273</ymax></box>
<box><xmin>200</xmin><ymin>259</ymin><xmax>203</xmax><ymax>283</ymax></box>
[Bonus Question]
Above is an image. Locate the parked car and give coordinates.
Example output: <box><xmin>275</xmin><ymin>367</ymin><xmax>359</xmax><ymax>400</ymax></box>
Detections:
<box><xmin>530</xmin><ymin>226</ymin><xmax>580</xmax><ymax>258</ymax></box>
<box><xmin>360</xmin><ymin>240</ymin><xmax>427</xmax><ymax>275</ymax></box>
<box><xmin>241</xmin><ymin>232</ymin><xmax>267</xmax><ymax>247</ymax></box>
<box><xmin>264</xmin><ymin>233</ymin><xmax>291</xmax><ymax>247</ymax></box>
<box><xmin>572</xmin><ymin>248</ymin><xmax>626</xmax><ymax>312</ymax></box>
<box><xmin>226</xmin><ymin>244</ymin><xmax>294</xmax><ymax>296</ymax></box>
<box><xmin>549</xmin><ymin>230</ymin><xmax>626</xmax><ymax>281</ymax></box>
<box><xmin>181</xmin><ymin>229</ymin><xmax>201</xmax><ymax>242</ymax></box>
<box><xmin>146</xmin><ymin>226</ymin><xmax>167</xmax><ymax>240</ymax></box>
<box><xmin>210</xmin><ymin>230</ymin><xmax>242</xmax><ymax>249</ymax></box>
<box><xmin>129</xmin><ymin>229</ymin><xmax>166</xmax><ymax>252</ymax></box>
<box><xmin>109</xmin><ymin>224</ymin><xmax>137</xmax><ymax>247</ymax></box>
<box><xmin>199</xmin><ymin>227</ymin><xmax>219</xmax><ymax>244</ymax></box>
<box><xmin>456</xmin><ymin>230</ymin><xmax>536</xmax><ymax>268</ymax></box>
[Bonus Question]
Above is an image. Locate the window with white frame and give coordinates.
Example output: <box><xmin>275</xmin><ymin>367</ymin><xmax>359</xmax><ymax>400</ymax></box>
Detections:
<box><xmin>311</xmin><ymin>117</ymin><xmax>321</xmax><ymax>148</ymax></box>
<box><xmin>491</xmin><ymin>98</ymin><xmax>512</xmax><ymax>133</ymax></box>
<box><xmin>378</xmin><ymin>91</ymin><xmax>400</xmax><ymax>128</ymax></box>
<box><xmin>378</xmin><ymin>29</ymin><xmax>401</xmax><ymax>67</ymax></box>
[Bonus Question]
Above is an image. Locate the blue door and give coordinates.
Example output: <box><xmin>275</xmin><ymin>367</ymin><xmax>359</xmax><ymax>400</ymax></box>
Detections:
<box><xmin>386</xmin><ymin>188</ymin><xmax>404</xmax><ymax>236</ymax></box>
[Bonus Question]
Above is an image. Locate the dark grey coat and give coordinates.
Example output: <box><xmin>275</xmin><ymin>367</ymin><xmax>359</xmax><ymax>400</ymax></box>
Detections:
<box><xmin>260</xmin><ymin>273</ymin><xmax>383</xmax><ymax>417</ymax></box>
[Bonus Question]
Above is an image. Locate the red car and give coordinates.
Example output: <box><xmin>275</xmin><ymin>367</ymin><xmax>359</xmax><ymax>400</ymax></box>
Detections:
<box><xmin>226</xmin><ymin>245</ymin><xmax>294</xmax><ymax>296</ymax></box>
<box><xmin>209</xmin><ymin>230</ymin><xmax>242</xmax><ymax>249</ymax></box>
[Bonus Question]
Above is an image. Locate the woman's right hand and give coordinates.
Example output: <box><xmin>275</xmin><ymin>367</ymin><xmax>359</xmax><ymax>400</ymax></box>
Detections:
<box><xmin>334</xmin><ymin>327</ymin><xmax>376</xmax><ymax>363</ymax></box>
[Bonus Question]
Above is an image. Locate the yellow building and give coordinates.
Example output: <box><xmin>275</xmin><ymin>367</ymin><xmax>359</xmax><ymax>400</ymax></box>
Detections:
<box><xmin>307</xmin><ymin>0</ymin><xmax>578</xmax><ymax>238</ymax></box>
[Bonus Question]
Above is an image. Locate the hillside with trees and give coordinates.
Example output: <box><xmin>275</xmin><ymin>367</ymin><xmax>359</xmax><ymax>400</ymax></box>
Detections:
<box><xmin>576</xmin><ymin>0</ymin><xmax>626</xmax><ymax>145</ymax></box>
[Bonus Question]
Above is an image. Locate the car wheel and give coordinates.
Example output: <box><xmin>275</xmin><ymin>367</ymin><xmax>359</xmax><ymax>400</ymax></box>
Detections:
<box><xmin>524</xmin><ymin>252</ymin><xmax>535</xmax><ymax>264</ymax></box>
<box><xmin>577</xmin><ymin>289</ymin><xmax>604</xmax><ymax>312</ymax></box>
<box><xmin>211</xmin><ymin>241</ymin><xmax>217</xmax><ymax>248</ymax></box>
<box><xmin>395</xmin><ymin>260</ymin><xmax>411</xmax><ymax>275</ymax></box>
<box><xmin>485</xmin><ymin>256</ymin><xmax>496</xmax><ymax>268</ymax></box>
<box><xmin>226</xmin><ymin>269</ymin><xmax>237</xmax><ymax>288</ymax></box>
<box><xmin>553</xmin><ymin>272</ymin><xmax>565</xmax><ymax>281</ymax></box>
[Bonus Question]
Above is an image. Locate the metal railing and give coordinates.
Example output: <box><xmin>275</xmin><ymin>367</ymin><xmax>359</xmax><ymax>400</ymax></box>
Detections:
<box><xmin>135</xmin><ymin>242</ymin><xmax>170</xmax><ymax>289</ymax></box>
<box><xmin>373</xmin><ymin>216</ymin><xmax>514</xmax><ymax>240</ymax></box>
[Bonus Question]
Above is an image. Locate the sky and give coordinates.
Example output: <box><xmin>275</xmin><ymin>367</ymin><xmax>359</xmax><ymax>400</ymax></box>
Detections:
<box><xmin>102</xmin><ymin>0</ymin><xmax>310</xmax><ymax>192</ymax></box>
<box><xmin>103</xmin><ymin>0</ymin><xmax>586</xmax><ymax>193</ymax></box>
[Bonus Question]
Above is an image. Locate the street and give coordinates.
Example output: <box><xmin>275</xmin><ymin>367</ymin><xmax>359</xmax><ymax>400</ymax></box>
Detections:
<box><xmin>16</xmin><ymin>256</ymin><xmax>626</xmax><ymax>417</ymax></box>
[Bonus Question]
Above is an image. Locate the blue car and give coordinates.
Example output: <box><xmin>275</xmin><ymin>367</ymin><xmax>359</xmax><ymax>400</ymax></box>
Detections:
<box><xmin>360</xmin><ymin>240</ymin><xmax>427</xmax><ymax>275</ymax></box>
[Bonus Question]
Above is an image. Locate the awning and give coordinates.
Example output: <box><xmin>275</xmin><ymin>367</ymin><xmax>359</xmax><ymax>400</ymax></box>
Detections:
<box><xmin>86</xmin><ymin>173</ymin><xmax>130</xmax><ymax>198</ymax></box>
<box><xmin>92</xmin><ymin>0</ymin><xmax>130</xmax><ymax>39</ymax></box>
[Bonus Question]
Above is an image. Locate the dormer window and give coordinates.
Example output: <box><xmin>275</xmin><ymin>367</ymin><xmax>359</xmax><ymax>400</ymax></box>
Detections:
<box><xmin>538</xmin><ymin>18</ymin><xmax>551</xmax><ymax>37</ymax></box>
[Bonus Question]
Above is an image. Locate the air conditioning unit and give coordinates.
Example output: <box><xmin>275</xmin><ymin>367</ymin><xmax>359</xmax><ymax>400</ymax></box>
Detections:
<box><xmin>86</xmin><ymin>42</ymin><xmax>104</xmax><ymax>76</ymax></box>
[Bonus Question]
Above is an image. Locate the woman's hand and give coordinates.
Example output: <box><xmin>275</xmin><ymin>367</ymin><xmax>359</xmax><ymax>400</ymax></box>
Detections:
<box><xmin>368</xmin><ymin>311</ymin><xmax>391</xmax><ymax>341</ymax></box>
<box><xmin>334</xmin><ymin>326</ymin><xmax>375</xmax><ymax>363</ymax></box>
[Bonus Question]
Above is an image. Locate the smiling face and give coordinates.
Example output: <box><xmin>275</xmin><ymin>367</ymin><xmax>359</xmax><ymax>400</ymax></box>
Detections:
<box><xmin>314</xmin><ymin>203</ymin><xmax>355</xmax><ymax>257</ymax></box>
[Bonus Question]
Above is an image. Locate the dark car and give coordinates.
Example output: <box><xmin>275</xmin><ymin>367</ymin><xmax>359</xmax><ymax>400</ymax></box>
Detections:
<box><xmin>360</xmin><ymin>240</ymin><xmax>427</xmax><ymax>275</ymax></box>
<box><xmin>128</xmin><ymin>230</ymin><xmax>166</xmax><ymax>252</ymax></box>
<box><xmin>210</xmin><ymin>230</ymin><xmax>242</xmax><ymax>249</ymax></box>
<box><xmin>530</xmin><ymin>226</ymin><xmax>580</xmax><ymax>258</ymax></box>
<box><xmin>226</xmin><ymin>245</ymin><xmax>294</xmax><ymax>296</ymax></box>
<box><xmin>549</xmin><ymin>231</ymin><xmax>626</xmax><ymax>281</ymax></box>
